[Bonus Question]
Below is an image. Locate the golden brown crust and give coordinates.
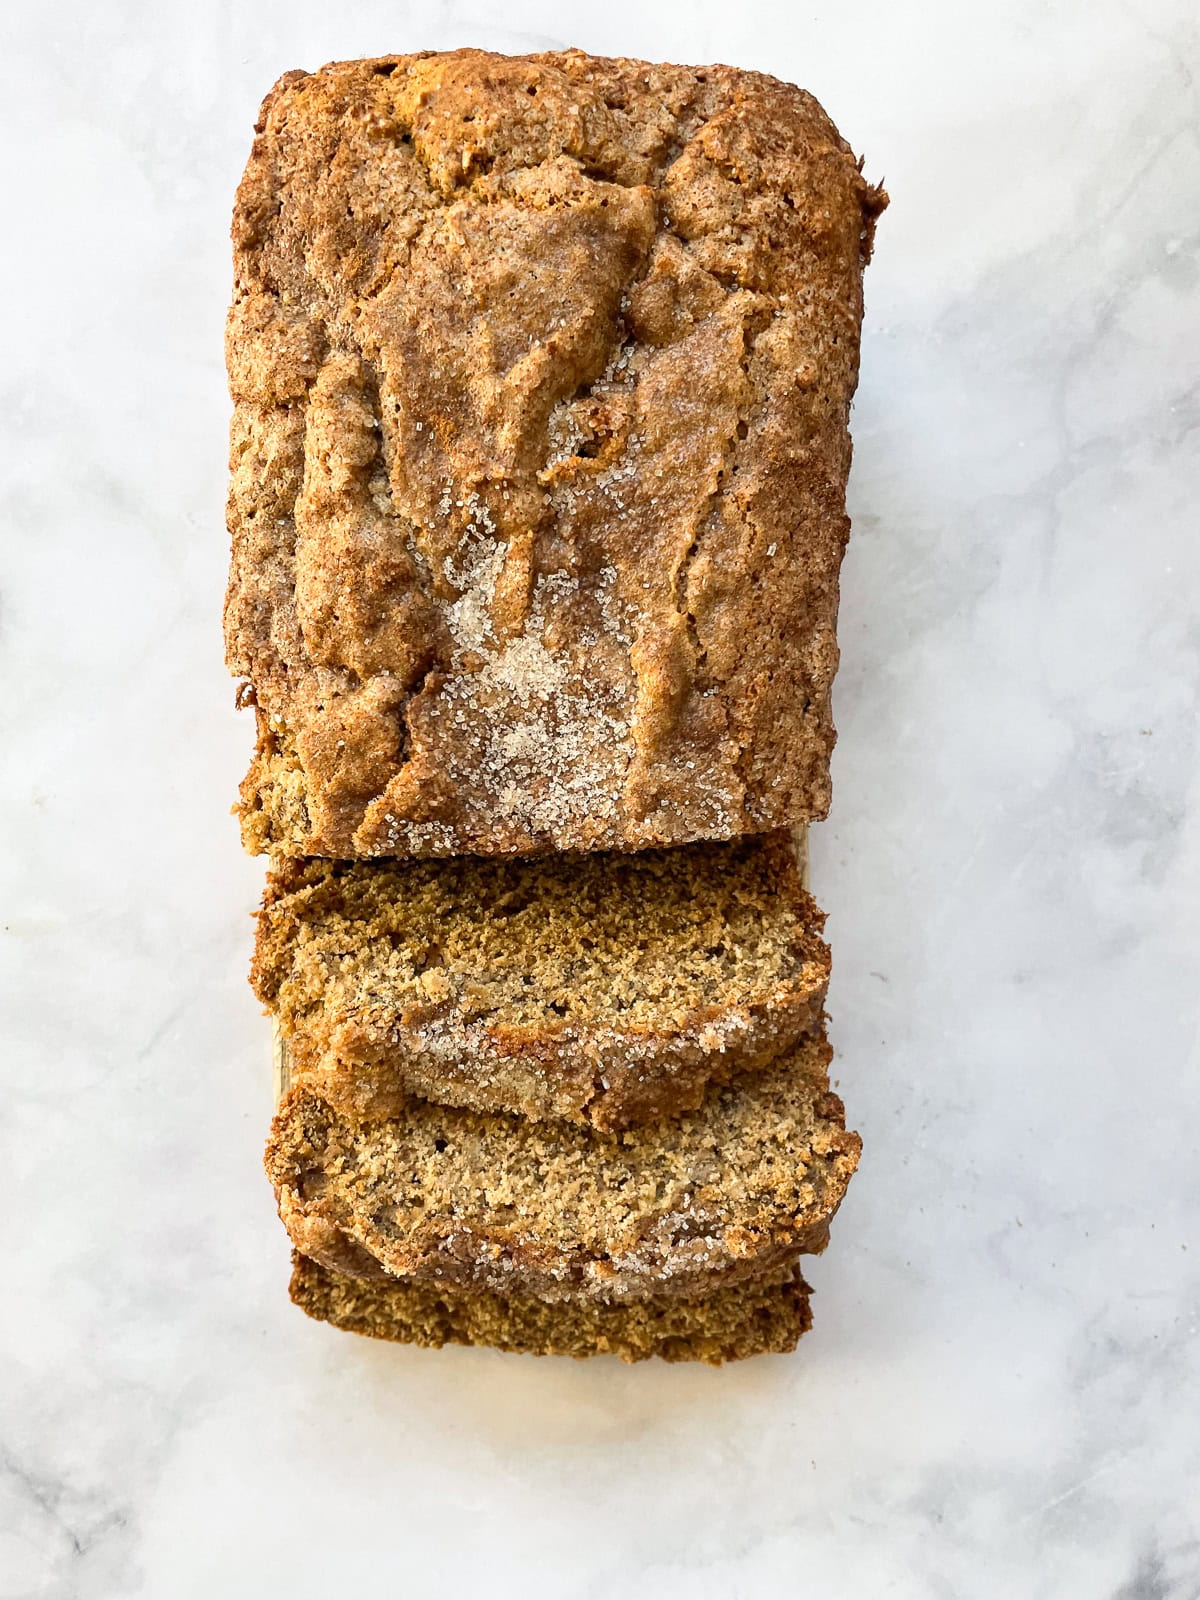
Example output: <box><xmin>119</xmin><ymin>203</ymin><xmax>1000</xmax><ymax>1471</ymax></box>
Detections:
<box><xmin>252</xmin><ymin>834</ymin><xmax>829</xmax><ymax>1129</ymax></box>
<box><xmin>288</xmin><ymin>1250</ymin><xmax>813</xmax><ymax>1362</ymax></box>
<box><xmin>264</xmin><ymin>1032</ymin><xmax>860</xmax><ymax>1303</ymax></box>
<box><xmin>225</xmin><ymin>49</ymin><xmax>885</xmax><ymax>858</ymax></box>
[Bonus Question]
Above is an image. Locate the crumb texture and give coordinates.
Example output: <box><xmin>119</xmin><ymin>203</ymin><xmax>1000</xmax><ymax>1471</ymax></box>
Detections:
<box><xmin>265</xmin><ymin>1032</ymin><xmax>861</xmax><ymax>1303</ymax></box>
<box><xmin>289</xmin><ymin>1251</ymin><xmax>812</xmax><ymax>1363</ymax></box>
<box><xmin>254</xmin><ymin>833</ymin><xmax>829</xmax><ymax>1127</ymax></box>
<box><xmin>225</xmin><ymin>47</ymin><xmax>885</xmax><ymax>857</ymax></box>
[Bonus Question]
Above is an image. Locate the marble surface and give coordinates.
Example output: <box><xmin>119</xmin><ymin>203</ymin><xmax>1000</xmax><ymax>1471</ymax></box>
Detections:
<box><xmin>3</xmin><ymin>0</ymin><xmax>1198</xmax><ymax>1594</ymax></box>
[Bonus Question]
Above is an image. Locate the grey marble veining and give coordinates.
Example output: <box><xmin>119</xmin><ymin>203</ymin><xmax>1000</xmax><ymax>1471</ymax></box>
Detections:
<box><xmin>1</xmin><ymin>1</ymin><xmax>1197</xmax><ymax>1595</ymax></box>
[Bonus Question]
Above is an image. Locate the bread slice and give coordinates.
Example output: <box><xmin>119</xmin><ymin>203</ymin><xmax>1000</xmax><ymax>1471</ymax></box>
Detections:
<box><xmin>253</xmin><ymin>833</ymin><xmax>828</xmax><ymax>1129</ymax></box>
<box><xmin>289</xmin><ymin>1251</ymin><xmax>812</xmax><ymax>1363</ymax></box>
<box><xmin>225</xmin><ymin>49</ymin><xmax>885</xmax><ymax>860</ymax></box>
<box><xmin>265</xmin><ymin>1032</ymin><xmax>859</xmax><ymax>1304</ymax></box>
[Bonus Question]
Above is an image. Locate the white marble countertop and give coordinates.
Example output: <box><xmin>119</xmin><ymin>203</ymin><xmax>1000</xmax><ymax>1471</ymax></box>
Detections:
<box><xmin>3</xmin><ymin>1</ymin><xmax>1198</xmax><ymax>1594</ymax></box>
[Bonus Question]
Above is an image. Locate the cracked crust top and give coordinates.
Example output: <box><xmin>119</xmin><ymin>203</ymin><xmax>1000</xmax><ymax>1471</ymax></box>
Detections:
<box><xmin>225</xmin><ymin>48</ymin><xmax>885</xmax><ymax>857</ymax></box>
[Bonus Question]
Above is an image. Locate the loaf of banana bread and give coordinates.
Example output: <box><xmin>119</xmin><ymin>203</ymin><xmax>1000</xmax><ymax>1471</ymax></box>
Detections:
<box><xmin>225</xmin><ymin>48</ymin><xmax>885</xmax><ymax>858</ymax></box>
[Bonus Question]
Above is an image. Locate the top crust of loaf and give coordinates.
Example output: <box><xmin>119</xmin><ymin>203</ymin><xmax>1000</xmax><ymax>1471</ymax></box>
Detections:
<box><xmin>225</xmin><ymin>48</ymin><xmax>885</xmax><ymax>858</ymax></box>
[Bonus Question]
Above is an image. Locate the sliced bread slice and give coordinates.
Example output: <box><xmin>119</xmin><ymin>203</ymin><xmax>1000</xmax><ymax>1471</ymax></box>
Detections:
<box><xmin>265</xmin><ymin>1032</ymin><xmax>859</xmax><ymax>1304</ymax></box>
<box><xmin>253</xmin><ymin>834</ymin><xmax>828</xmax><ymax>1129</ymax></box>
<box><xmin>288</xmin><ymin>1252</ymin><xmax>813</xmax><ymax>1364</ymax></box>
